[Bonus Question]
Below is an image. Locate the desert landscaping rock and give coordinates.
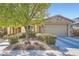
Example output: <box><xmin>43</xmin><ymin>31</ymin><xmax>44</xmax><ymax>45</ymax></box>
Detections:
<box><xmin>4</xmin><ymin>39</ymin><xmax>52</xmax><ymax>50</ymax></box>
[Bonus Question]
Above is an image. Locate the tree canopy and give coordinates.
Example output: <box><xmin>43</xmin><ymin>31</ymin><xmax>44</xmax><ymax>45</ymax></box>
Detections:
<box><xmin>0</xmin><ymin>3</ymin><xmax>50</xmax><ymax>28</ymax></box>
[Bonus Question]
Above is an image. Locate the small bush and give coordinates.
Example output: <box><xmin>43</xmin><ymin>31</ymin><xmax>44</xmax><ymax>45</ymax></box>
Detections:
<box><xmin>36</xmin><ymin>33</ymin><xmax>56</xmax><ymax>45</ymax></box>
<box><xmin>16</xmin><ymin>32</ymin><xmax>36</xmax><ymax>39</ymax></box>
<box><xmin>8</xmin><ymin>35</ymin><xmax>18</xmax><ymax>44</ymax></box>
<box><xmin>17</xmin><ymin>33</ymin><xmax>26</xmax><ymax>38</ymax></box>
<box><xmin>28</xmin><ymin>31</ymin><xmax>36</xmax><ymax>38</ymax></box>
<box><xmin>8</xmin><ymin>33</ymin><xmax>26</xmax><ymax>39</ymax></box>
<box><xmin>0</xmin><ymin>32</ymin><xmax>7</xmax><ymax>38</ymax></box>
<box><xmin>0</xmin><ymin>32</ymin><xmax>4</xmax><ymax>37</ymax></box>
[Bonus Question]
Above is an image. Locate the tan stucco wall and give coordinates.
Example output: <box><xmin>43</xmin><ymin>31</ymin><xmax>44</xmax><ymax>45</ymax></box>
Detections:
<box><xmin>34</xmin><ymin>25</ymin><xmax>39</xmax><ymax>32</ymax></box>
<box><xmin>7</xmin><ymin>27</ymin><xmax>26</xmax><ymax>34</ymax></box>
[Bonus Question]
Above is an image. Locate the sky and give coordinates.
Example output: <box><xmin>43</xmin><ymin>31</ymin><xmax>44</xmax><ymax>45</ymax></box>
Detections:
<box><xmin>48</xmin><ymin>3</ymin><xmax>79</xmax><ymax>19</ymax></box>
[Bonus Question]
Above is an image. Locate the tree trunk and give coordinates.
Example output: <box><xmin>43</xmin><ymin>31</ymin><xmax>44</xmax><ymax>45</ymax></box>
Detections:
<box><xmin>24</xmin><ymin>26</ymin><xmax>29</xmax><ymax>40</ymax></box>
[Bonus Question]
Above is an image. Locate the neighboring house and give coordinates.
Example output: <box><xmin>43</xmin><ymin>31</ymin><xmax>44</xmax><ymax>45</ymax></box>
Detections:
<box><xmin>41</xmin><ymin>15</ymin><xmax>73</xmax><ymax>36</ymax></box>
<box><xmin>72</xmin><ymin>17</ymin><xmax>79</xmax><ymax>29</ymax></box>
<box><xmin>73</xmin><ymin>22</ymin><xmax>79</xmax><ymax>29</ymax></box>
<box><xmin>71</xmin><ymin>17</ymin><xmax>79</xmax><ymax>36</ymax></box>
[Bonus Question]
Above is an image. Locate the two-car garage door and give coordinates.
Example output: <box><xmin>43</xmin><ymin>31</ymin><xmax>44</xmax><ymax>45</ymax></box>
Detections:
<box><xmin>41</xmin><ymin>25</ymin><xmax>68</xmax><ymax>36</ymax></box>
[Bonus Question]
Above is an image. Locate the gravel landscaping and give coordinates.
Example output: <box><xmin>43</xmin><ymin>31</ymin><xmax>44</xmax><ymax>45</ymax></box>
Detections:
<box><xmin>0</xmin><ymin>39</ymin><xmax>63</xmax><ymax>56</ymax></box>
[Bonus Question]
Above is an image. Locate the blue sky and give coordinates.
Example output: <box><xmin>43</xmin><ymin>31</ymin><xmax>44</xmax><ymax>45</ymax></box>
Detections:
<box><xmin>48</xmin><ymin>3</ymin><xmax>79</xmax><ymax>19</ymax></box>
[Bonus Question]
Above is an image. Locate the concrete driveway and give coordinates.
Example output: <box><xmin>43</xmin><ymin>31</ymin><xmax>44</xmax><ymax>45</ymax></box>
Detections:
<box><xmin>55</xmin><ymin>37</ymin><xmax>79</xmax><ymax>56</ymax></box>
<box><xmin>0</xmin><ymin>40</ymin><xmax>9</xmax><ymax>50</ymax></box>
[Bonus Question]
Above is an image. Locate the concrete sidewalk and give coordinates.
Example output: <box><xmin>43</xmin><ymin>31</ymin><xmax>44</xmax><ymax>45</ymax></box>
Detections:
<box><xmin>0</xmin><ymin>40</ymin><xmax>9</xmax><ymax>50</ymax></box>
<box><xmin>65</xmin><ymin>48</ymin><xmax>79</xmax><ymax>56</ymax></box>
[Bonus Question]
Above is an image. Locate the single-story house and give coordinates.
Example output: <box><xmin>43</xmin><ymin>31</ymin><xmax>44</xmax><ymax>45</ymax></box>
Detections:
<box><xmin>0</xmin><ymin>15</ymin><xmax>74</xmax><ymax>37</ymax></box>
<box><xmin>71</xmin><ymin>18</ymin><xmax>79</xmax><ymax>36</ymax></box>
<box><xmin>72</xmin><ymin>17</ymin><xmax>79</xmax><ymax>29</ymax></box>
<box><xmin>73</xmin><ymin>22</ymin><xmax>79</xmax><ymax>29</ymax></box>
<box><xmin>41</xmin><ymin>15</ymin><xmax>73</xmax><ymax>36</ymax></box>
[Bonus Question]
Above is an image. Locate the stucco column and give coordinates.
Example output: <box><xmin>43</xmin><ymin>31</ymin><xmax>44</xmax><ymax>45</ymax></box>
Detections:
<box><xmin>7</xmin><ymin>27</ymin><xmax>14</xmax><ymax>34</ymax></box>
<box><xmin>34</xmin><ymin>25</ymin><xmax>39</xmax><ymax>32</ymax></box>
<box><xmin>68</xmin><ymin>24</ymin><xmax>73</xmax><ymax>36</ymax></box>
<box><xmin>21</xmin><ymin>27</ymin><xmax>26</xmax><ymax>33</ymax></box>
<box><xmin>7</xmin><ymin>27</ymin><xmax>11</xmax><ymax>34</ymax></box>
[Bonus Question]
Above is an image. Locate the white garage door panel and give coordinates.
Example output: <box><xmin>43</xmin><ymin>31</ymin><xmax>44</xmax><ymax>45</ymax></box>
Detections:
<box><xmin>42</xmin><ymin>25</ymin><xmax>67</xmax><ymax>36</ymax></box>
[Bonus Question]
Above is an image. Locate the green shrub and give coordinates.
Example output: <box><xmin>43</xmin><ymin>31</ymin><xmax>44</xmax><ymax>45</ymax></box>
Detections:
<box><xmin>8</xmin><ymin>35</ymin><xmax>18</xmax><ymax>44</ymax></box>
<box><xmin>28</xmin><ymin>31</ymin><xmax>36</xmax><ymax>38</ymax></box>
<box><xmin>14</xmin><ymin>31</ymin><xmax>36</xmax><ymax>39</ymax></box>
<box><xmin>17</xmin><ymin>33</ymin><xmax>26</xmax><ymax>38</ymax></box>
<box><xmin>7</xmin><ymin>33</ymin><xmax>26</xmax><ymax>44</ymax></box>
<box><xmin>0</xmin><ymin>32</ymin><xmax>4</xmax><ymax>37</ymax></box>
<box><xmin>36</xmin><ymin>33</ymin><xmax>56</xmax><ymax>45</ymax></box>
<box><xmin>0</xmin><ymin>32</ymin><xmax>7</xmax><ymax>38</ymax></box>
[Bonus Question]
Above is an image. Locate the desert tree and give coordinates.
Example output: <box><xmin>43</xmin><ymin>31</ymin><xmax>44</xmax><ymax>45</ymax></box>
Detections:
<box><xmin>0</xmin><ymin>3</ymin><xmax>51</xmax><ymax>38</ymax></box>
